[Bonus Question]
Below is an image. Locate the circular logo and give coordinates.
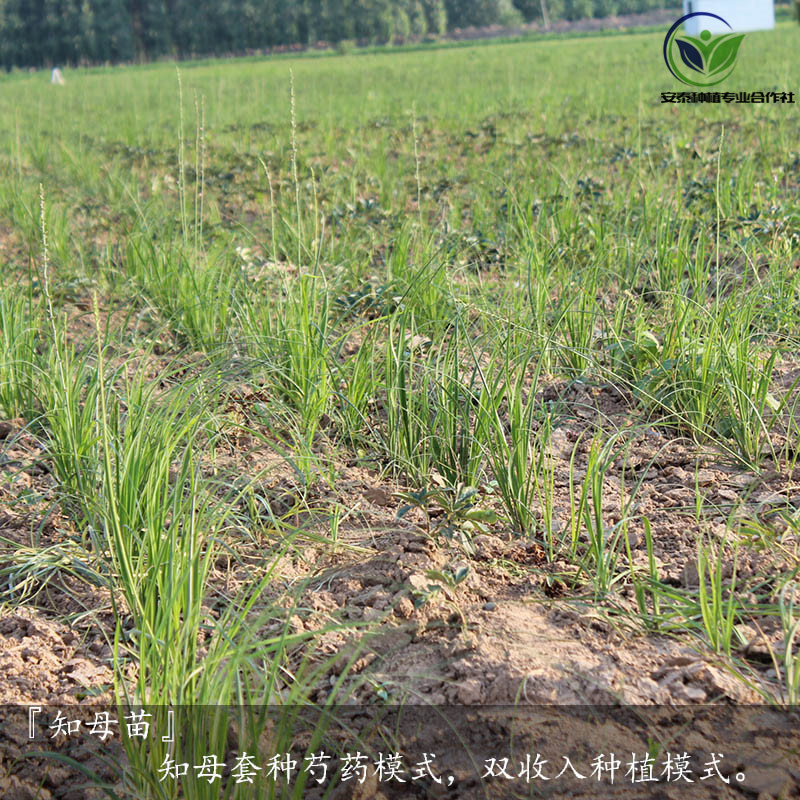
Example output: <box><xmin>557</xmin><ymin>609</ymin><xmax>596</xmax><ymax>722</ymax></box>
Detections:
<box><xmin>663</xmin><ymin>13</ymin><xmax>745</xmax><ymax>87</ymax></box>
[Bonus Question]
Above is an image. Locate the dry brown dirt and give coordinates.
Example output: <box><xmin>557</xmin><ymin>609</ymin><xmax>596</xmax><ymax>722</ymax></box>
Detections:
<box><xmin>2</xmin><ymin>377</ymin><xmax>796</xmax><ymax>710</ymax></box>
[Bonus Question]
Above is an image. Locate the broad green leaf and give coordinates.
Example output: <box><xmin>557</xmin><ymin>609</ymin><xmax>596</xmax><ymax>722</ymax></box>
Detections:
<box><xmin>708</xmin><ymin>34</ymin><xmax>745</xmax><ymax>76</ymax></box>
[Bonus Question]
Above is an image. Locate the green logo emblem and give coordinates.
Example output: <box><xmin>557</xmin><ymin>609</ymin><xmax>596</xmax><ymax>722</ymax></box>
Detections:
<box><xmin>664</xmin><ymin>13</ymin><xmax>745</xmax><ymax>87</ymax></box>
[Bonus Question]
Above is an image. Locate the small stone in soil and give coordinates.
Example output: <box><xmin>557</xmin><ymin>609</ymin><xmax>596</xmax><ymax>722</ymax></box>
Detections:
<box><xmin>393</xmin><ymin>596</ymin><xmax>414</xmax><ymax>619</ymax></box>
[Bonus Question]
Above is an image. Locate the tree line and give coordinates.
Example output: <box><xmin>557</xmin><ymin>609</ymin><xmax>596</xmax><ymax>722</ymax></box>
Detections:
<box><xmin>0</xmin><ymin>0</ymin><xmax>673</xmax><ymax>69</ymax></box>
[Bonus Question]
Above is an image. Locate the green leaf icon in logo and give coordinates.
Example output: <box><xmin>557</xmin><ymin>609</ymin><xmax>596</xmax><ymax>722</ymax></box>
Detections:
<box><xmin>707</xmin><ymin>34</ymin><xmax>745</xmax><ymax>76</ymax></box>
<box><xmin>668</xmin><ymin>26</ymin><xmax>745</xmax><ymax>87</ymax></box>
<box><xmin>675</xmin><ymin>39</ymin><xmax>704</xmax><ymax>73</ymax></box>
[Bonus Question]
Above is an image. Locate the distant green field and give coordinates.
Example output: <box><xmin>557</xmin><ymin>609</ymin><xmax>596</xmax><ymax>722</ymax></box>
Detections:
<box><xmin>1</xmin><ymin>21</ymin><xmax>800</xmax><ymax>797</ymax></box>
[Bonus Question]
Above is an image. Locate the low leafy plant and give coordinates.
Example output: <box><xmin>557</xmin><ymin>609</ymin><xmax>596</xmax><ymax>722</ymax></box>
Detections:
<box><xmin>425</xmin><ymin>565</ymin><xmax>470</xmax><ymax>592</ymax></box>
<box><xmin>396</xmin><ymin>482</ymin><xmax>496</xmax><ymax>555</ymax></box>
<box><xmin>410</xmin><ymin>565</ymin><xmax>471</xmax><ymax>631</ymax></box>
<box><xmin>411</xmin><ymin>565</ymin><xmax>471</xmax><ymax>609</ymax></box>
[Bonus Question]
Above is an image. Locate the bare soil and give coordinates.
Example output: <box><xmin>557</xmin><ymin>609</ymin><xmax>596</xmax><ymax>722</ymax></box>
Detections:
<box><xmin>2</xmin><ymin>375</ymin><xmax>796</xmax><ymax>710</ymax></box>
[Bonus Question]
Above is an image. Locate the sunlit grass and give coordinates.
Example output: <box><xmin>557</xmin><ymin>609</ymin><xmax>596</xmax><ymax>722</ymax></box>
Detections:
<box><xmin>1</xmin><ymin>23</ymin><xmax>800</xmax><ymax>797</ymax></box>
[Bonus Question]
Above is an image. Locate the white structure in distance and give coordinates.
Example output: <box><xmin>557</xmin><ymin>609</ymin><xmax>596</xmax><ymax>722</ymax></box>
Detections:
<box><xmin>682</xmin><ymin>0</ymin><xmax>775</xmax><ymax>34</ymax></box>
<box><xmin>51</xmin><ymin>67</ymin><xmax>65</xmax><ymax>85</ymax></box>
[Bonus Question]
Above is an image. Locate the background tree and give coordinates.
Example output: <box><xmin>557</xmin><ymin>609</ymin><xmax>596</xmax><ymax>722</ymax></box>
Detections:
<box><xmin>445</xmin><ymin>0</ymin><xmax>521</xmax><ymax>28</ymax></box>
<box><xmin>128</xmin><ymin>0</ymin><xmax>171</xmax><ymax>59</ymax></box>
<box><xmin>422</xmin><ymin>0</ymin><xmax>448</xmax><ymax>34</ymax></box>
<box><xmin>0</xmin><ymin>0</ymin><xmax>25</xmax><ymax>68</ymax></box>
<box><xmin>90</xmin><ymin>0</ymin><xmax>134</xmax><ymax>62</ymax></box>
<box><xmin>392</xmin><ymin>2</ymin><xmax>412</xmax><ymax>39</ymax></box>
<box><xmin>563</xmin><ymin>0</ymin><xmax>593</xmax><ymax>21</ymax></box>
<box><xmin>78</xmin><ymin>0</ymin><xmax>95</xmax><ymax>60</ymax></box>
<box><xmin>408</xmin><ymin>0</ymin><xmax>429</xmax><ymax>36</ymax></box>
<box><xmin>593</xmin><ymin>0</ymin><xmax>619</xmax><ymax>17</ymax></box>
<box><xmin>0</xmin><ymin>0</ymin><xmax>694</xmax><ymax>69</ymax></box>
<box><xmin>510</xmin><ymin>0</ymin><xmax>544</xmax><ymax>23</ymax></box>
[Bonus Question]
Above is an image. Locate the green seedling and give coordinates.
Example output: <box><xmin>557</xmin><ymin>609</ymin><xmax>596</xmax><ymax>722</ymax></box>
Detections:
<box><xmin>411</xmin><ymin>566</ymin><xmax>470</xmax><ymax>609</ymax></box>
<box><xmin>696</xmin><ymin>537</ymin><xmax>740</xmax><ymax>656</ymax></box>
<box><xmin>425</xmin><ymin>565</ymin><xmax>471</xmax><ymax>593</ymax></box>
<box><xmin>396</xmin><ymin>483</ymin><xmax>496</xmax><ymax>555</ymax></box>
<box><xmin>626</xmin><ymin>517</ymin><xmax>664</xmax><ymax>631</ymax></box>
<box><xmin>410</xmin><ymin>566</ymin><xmax>471</xmax><ymax>632</ymax></box>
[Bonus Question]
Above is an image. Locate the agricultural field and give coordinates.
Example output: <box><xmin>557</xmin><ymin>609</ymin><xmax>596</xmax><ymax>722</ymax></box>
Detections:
<box><xmin>1</xmin><ymin>19</ymin><xmax>800</xmax><ymax>799</ymax></box>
